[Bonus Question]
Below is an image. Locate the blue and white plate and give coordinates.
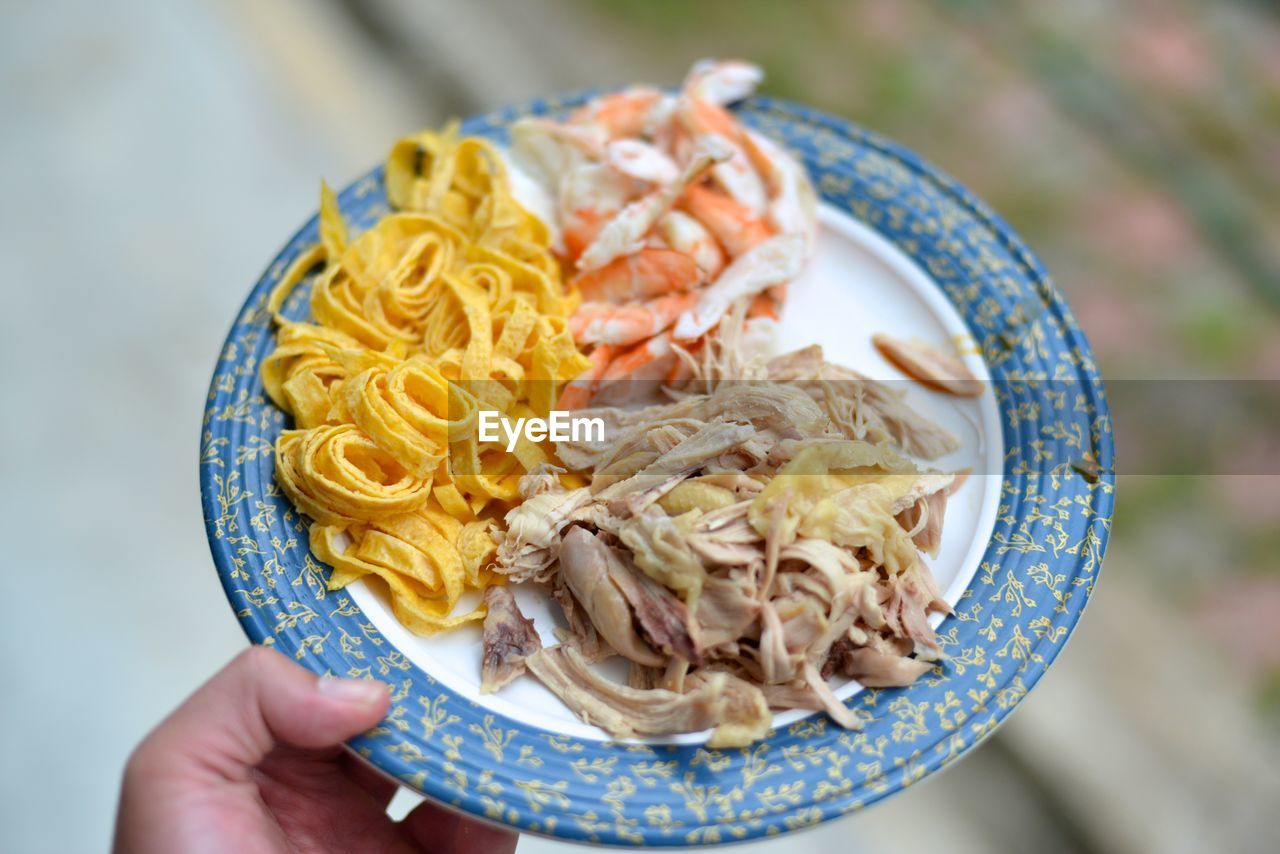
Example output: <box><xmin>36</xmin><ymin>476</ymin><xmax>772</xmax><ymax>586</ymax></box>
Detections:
<box><xmin>201</xmin><ymin>94</ymin><xmax>1114</xmax><ymax>846</ymax></box>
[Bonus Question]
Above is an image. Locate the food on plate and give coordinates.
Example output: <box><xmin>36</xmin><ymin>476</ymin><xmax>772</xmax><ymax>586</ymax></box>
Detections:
<box><xmin>510</xmin><ymin>59</ymin><xmax>818</xmax><ymax>406</ymax></box>
<box><xmin>259</xmin><ymin>60</ymin><xmax>974</xmax><ymax>745</ymax></box>
<box><xmin>488</xmin><ymin>315</ymin><xmax>965</xmax><ymax>746</ymax></box>
<box><xmin>262</xmin><ymin>124</ymin><xmax>589</xmax><ymax>632</ymax></box>
<box><xmin>480</xmin><ymin>586</ymin><xmax>542</xmax><ymax>692</ymax></box>
<box><xmin>872</xmin><ymin>333</ymin><xmax>983</xmax><ymax>397</ymax></box>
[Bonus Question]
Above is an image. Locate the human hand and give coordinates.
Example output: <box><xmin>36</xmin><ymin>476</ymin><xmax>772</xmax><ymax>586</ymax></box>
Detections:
<box><xmin>114</xmin><ymin>647</ymin><xmax>517</xmax><ymax>853</ymax></box>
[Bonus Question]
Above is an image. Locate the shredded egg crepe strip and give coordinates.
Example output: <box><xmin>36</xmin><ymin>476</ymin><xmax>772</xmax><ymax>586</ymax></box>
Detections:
<box><xmin>263</xmin><ymin>123</ymin><xmax>589</xmax><ymax>633</ymax></box>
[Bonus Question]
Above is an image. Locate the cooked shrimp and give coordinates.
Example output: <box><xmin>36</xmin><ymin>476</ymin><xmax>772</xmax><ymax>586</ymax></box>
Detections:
<box><xmin>571</xmin><ymin>291</ymin><xmax>700</xmax><ymax>347</ymax></box>
<box><xmin>675</xmin><ymin>96</ymin><xmax>740</xmax><ymax>141</ymax></box>
<box><xmin>676</xmin><ymin>89</ymin><xmax>768</xmax><ymax>217</ymax></box>
<box><xmin>537</xmin><ymin>61</ymin><xmax>818</xmax><ymax>388</ymax></box>
<box><xmin>606</xmin><ymin>139</ymin><xmax>679</xmax><ymax>185</ymax></box>
<box><xmin>704</xmin><ymin>133</ymin><xmax>769</xmax><ymax>217</ymax></box>
<box><xmin>563</xmin><ymin>331</ymin><xmax>680</xmax><ymax>407</ymax></box>
<box><xmin>559</xmin><ymin>162</ymin><xmax>640</xmax><ymax>261</ymax></box>
<box><xmin>677</xmin><ymin>183</ymin><xmax>772</xmax><ymax>258</ymax></box>
<box><xmin>558</xmin><ymin>343</ymin><xmax>615</xmax><ymax>410</ymax></box>
<box><xmin>682</xmin><ymin>59</ymin><xmax>763</xmax><ymax>106</ymax></box>
<box><xmin>741</xmin><ymin>129</ymin><xmax>818</xmax><ymax>251</ymax></box>
<box><xmin>720</xmin><ymin>159</ymin><xmax>770</xmax><ymax>219</ymax></box>
<box><xmin>601</xmin><ymin>331</ymin><xmax>675</xmax><ymax>384</ymax></box>
<box><xmin>657</xmin><ymin>211</ymin><xmax>725</xmax><ymax>278</ymax></box>
<box><xmin>576</xmin><ymin>143</ymin><xmax>728</xmax><ymax>272</ymax></box>
<box><xmin>747</xmin><ymin>288</ymin><xmax>783</xmax><ymax>322</ymax></box>
<box><xmin>674</xmin><ymin>233</ymin><xmax>805</xmax><ymax>340</ymax></box>
<box><xmin>570</xmin><ymin>86</ymin><xmax>664</xmax><ymax>139</ymax></box>
<box><xmin>673</xmin><ymin>111</ymin><xmax>760</xmax><ymax>213</ymax></box>
<box><xmin>642</xmin><ymin>94</ymin><xmax>680</xmax><ymax>151</ymax></box>
<box><xmin>574</xmin><ymin>248</ymin><xmax>703</xmax><ymax>302</ymax></box>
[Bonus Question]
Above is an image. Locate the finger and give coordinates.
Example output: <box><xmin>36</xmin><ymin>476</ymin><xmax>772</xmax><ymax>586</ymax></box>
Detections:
<box><xmin>132</xmin><ymin>646</ymin><xmax>389</xmax><ymax>783</ymax></box>
<box><xmin>399</xmin><ymin>799</ymin><xmax>518</xmax><ymax>854</ymax></box>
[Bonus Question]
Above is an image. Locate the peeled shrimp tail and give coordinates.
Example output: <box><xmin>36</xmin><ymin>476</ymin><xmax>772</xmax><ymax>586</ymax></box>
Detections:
<box><xmin>575</xmin><ymin>142</ymin><xmax>729</xmax><ymax>272</ymax></box>
<box><xmin>558</xmin><ymin>344</ymin><xmax>615</xmax><ymax>410</ymax></box>
<box><xmin>674</xmin><ymin>233</ymin><xmax>805</xmax><ymax>340</ymax></box>
<box><xmin>573</xmin><ymin>248</ymin><xmax>703</xmax><ymax>303</ymax></box>
<box><xmin>677</xmin><ymin>183</ymin><xmax>772</xmax><ymax>258</ymax></box>
<box><xmin>571</xmin><ymin>291</ymin><xmax>701</xmax><ymax>348</ymax></box>
<box><xmin>682</xmin><ymin>59</ymin><xmax>764</xmax><ymax>105</ymax></box>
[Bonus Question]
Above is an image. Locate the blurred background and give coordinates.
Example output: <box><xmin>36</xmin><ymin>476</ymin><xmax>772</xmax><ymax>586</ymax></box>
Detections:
<box><xmin>3</xmin><ymin>0</ymin><xmax>1279</xmax><ymax>851</ymax></box>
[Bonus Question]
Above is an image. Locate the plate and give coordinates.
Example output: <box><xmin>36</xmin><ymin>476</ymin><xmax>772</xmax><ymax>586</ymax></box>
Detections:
<box><xmin>201</xmin><ymin>94</ymin><xmax>1114</xmax><ymax>845</ymax></box>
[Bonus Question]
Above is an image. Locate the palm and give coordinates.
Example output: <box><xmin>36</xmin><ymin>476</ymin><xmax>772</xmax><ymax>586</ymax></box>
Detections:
<box><xmin>193</xmin><ymin>747</ymin><xmax>472</xmax><ymax>853</ymax></box>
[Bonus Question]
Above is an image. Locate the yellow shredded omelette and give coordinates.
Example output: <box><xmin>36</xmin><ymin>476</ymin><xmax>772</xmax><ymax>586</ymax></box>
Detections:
<box><xmin>261</xmin><ymin>123</ymin><xmax>589</xmax><ymax>633</ymax></box>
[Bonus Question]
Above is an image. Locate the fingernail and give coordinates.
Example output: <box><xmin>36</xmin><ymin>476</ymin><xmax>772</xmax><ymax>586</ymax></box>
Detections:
<box><xmin>317</xmin><ymin>676</ymin><xmax>388</xmax><ymax>704</ymax></box>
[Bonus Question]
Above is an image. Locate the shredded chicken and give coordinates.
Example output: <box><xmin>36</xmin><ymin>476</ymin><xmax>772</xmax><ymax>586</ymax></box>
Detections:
<box><xmin>766</xmin><ymin>346</ymin><xmax>961</xmax><ymax>459</ymax></box>
<box><xmin>837</xmin><ymin>645</ymin><xmax>934</xmax><ymax>688</ymax></box>
<box><xmin>559</xmin><ymin>526</ymin><xmax>664</xmax><ymax>667</ymax></box>
<box><xmin>524</xmin><ymin>644</ymin><xmax>770</xmax><ymax>747</ymax></box>
<box><xmin>480</xmin><ymin>587</ymin><xmax>542</xmax><ymax>693</ymax></box>
<box><xmin>486</xmin><ymin>326</ymin><xmax>965</xmax><ymax>746</ymax></box>
<box><xmin>609</xmin><ymin>549</ymin><xmax>704</xmax><ymax>664</ymax></box>
<box><xmin>495</xmin><ymin>466</ymin><xmax>594</xmax><ymax>583</ymax></box>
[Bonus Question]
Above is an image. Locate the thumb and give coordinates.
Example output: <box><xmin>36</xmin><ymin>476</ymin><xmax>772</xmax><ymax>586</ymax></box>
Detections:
<box><xmin>134</xmin><ymin>646</ymin><xmax>390</xmax><ymax>782</ymax></box>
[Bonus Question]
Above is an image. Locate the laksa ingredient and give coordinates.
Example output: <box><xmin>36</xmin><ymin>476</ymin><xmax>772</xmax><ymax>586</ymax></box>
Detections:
<box><xmin>262</xmin><ymin>123</ymin><xmax>589</xmax><ymax>633</ymax></box>
<box><xmin>510</xmin><ymin>59</ymin><xmax>818</xmax><ymax>407</ymax></box>
<box><xmin>485</xmin><ymin>310</ymin><xmax>967</xmax><ymax>747</ymax></box>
